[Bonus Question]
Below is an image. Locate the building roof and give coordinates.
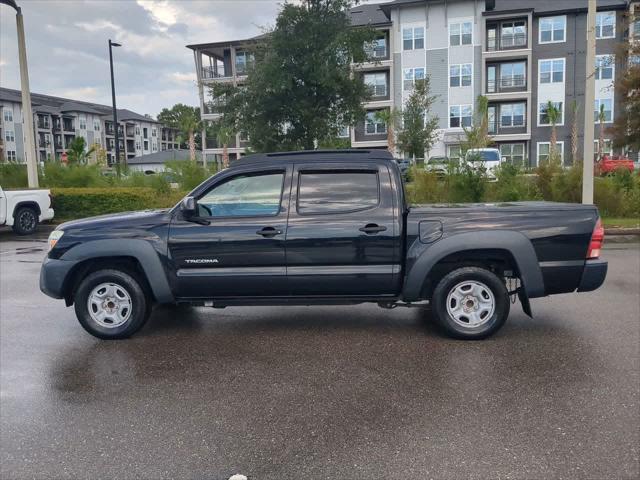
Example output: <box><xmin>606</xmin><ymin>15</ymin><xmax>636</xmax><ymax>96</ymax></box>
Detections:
<box><xmin>0</xmin><ymin>87</ymin><xmax>159</xmax><ymax>122</ymax></box>
<box><xmin>127</xmin><ymin>149</ymin><xmax>196</xmax><ymax>165</ymax></box>
<box><xmin>487</xmin><ymin>0</ymin><xmax>627</xmax><ymax>15</ymax></box>
<box><xmin>186</xmin><ymin>5</ymin><xmax>391</xmax><ymax>51</ymax></box>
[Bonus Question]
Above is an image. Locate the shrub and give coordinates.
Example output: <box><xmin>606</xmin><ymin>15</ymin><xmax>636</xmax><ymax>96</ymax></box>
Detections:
<box><xmin>0</xmin><ymin>163</ymin><xmax>28</xmax><ymax>188</ymax></box>
<box><xmin>165</xmin><ymin>160</ymin><xmax>217</xmax><ymax>191</ymax></box>
<box><xmin>40</xmin><ymin>163</ymin><xmax>108</xmax><ymax>188</ymax></box>
<box><xmin>448</xmin><ymin>162</ymin><xmax>486</xmax><ymax>203</ymax></box>
<box><xmin>487</xmin><ymin>163</ymin><xmax>540</xmax><ymax>202</ymax></box>
<box><xmin>405</xmin><ymin>168</ymin><xmax>444</xmax><ymax>203</ymax></box>
<box><xmin>51</xmin><ymin>187</ymin><xmax>185</xmax><ymax>220</ymax></box>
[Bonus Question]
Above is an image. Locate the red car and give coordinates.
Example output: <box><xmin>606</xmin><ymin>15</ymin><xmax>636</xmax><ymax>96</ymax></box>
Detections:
<box><xmin>595</xmin><ymin>154</ymin><xmax>635</xmax><ymax>176</ymax></box>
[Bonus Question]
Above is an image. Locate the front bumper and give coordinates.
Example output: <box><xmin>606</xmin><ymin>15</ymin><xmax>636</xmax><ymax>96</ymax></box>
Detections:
<box><xmin>577</xmin><ymin>259</ymin><xmax>608</xmax><ymax>292</ymax></box>
<box><xmin>40</xmin><ymin>256</ymin><xmax>76</xmax><ymax>299</ymax></box>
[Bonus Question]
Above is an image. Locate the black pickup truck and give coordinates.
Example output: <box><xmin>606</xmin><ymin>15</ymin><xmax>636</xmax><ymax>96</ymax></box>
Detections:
<box><xmin>40</xmin><ymin>150</ymin><xmax>607</xmax><ymax>340</ymax></box>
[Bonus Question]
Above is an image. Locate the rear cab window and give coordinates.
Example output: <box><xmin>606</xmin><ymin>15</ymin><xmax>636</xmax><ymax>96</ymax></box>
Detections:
<box><xmin>297</xmin><ymin>171</ymin><xmax>380</xmax><ymax>215</ymax></box>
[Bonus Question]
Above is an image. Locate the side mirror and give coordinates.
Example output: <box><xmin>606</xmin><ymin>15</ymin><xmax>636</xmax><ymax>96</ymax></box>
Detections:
<box><xmin>180</xmin><ymin>196</ymin><xmax>196</xmax><ymax>215</ymax></box>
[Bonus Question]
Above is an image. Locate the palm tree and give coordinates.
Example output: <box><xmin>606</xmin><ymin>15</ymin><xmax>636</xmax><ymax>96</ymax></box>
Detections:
<box><xmin>597</xmin><ymin>103</ymin><xmax>607</xmax><ymax>161</ymax></box>
<box><xmin>476</xmin><ymin>95</ymin><xmax>489</xmax><ymax>140</ymax></box>
<box><xmin>545</xmin><ymin>101</ymin><xmax>562</xmax><ymax>164</ymax></box>
<box><xmin>66</xmin><ymin>137</ymin><xmax>96</xmax><ymax>165</ymax></box>
<box><xmin>216</xmin><ymin>125</ymin><xmax>234</xmax><ymax>168</ymax></box>
<box><xmin>570</xmin><ymin>100</ymin><xmax>580</xmax><ymax>165</ymax></box>
<box><xmin>158</xmin><ymin>104</ymin><xmax>202</xmax><ymax>163</ymax></box>
<box><xmin>374</xmin><ymin>108</ymin><xmax>400</xmax><ymax>155</ymax></box>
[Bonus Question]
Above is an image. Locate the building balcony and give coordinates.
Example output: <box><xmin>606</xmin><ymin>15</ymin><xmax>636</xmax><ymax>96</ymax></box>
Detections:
<box><xmin>62</xmin><ymin>121</ymin><xmax>75</xmax><ymax>132</ymax></box>
<box><xmin>202</xmin><ymin>66</ymin><xmax>233</xmax><ymax>81</ymax></box>
<box><xmin>487</xmin><ymin>75</ymin><xmax>527</xmax><ymax>94</ymax></box>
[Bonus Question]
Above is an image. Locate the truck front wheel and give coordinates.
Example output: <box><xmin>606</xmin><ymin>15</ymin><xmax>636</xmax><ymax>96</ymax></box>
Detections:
<box><xmin>432</xmin><ymin>267</ymin><xmax>510</xmax><ymax>340</ymax></box>
<box><xmin>74</xmin><ymin>269</ymin><xmax>151</xmax><ymax>339</ymax></box>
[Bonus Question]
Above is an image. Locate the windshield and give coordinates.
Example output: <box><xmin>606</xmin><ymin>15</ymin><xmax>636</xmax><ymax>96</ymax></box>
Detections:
<box><xmin>468</xmin><ymin>150</ymin><xmax>500</xmax><ymax>162</ymax></box>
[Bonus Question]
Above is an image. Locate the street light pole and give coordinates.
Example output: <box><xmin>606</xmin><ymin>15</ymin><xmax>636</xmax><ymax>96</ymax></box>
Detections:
<box><xmin>1</xmin><ymin>0</ymin><xmax>38</xmax><ymax>187</ymax></box>
<box><xmin>582</xmin><ymin>0</ymin><xmax>597</xmax><ymax>204</ymax></box>
<box><xmin>108</xmin><ymin>39</ymin><xmax>121</xmax><ymax>176</ymax></box>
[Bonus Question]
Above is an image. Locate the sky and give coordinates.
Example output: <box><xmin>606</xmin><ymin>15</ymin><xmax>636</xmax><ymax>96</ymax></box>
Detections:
<box><xmin>0</xmin><ymin>0</ymin><xmax>384</xmax><ymax>119</ymax></box>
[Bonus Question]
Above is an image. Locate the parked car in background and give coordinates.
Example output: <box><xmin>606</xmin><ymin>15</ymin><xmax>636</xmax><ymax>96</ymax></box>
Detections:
<box><xmin>595</xmin><ymin>154</ymin><xmax>635</xmax><ymax>176</ymax></box>
<box><xmin>40</xmin><ymin>150</ymin><xmax>607</xmax><ymax>341</ymax></box>
<box><xmin>396</xmin><ymin>158</ymin><xmax>411</xmax><ymax>177</ymax></box>
<box><xmin>426</xmin><ymin>156</ymin><xmax>455</xmax><ymax>176</ymax></box>
<box><xmin>465</xmin><ymin>148</ymin><xmax>502</xmax><ymax>180</ymax></box>
<box><xmin>0</xmin><ymin>186</ymin><xmax>54</xmax><ymax>235</ymax></box>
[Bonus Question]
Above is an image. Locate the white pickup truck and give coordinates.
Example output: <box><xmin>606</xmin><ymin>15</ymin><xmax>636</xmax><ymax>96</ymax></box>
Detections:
<box><xmin>0</xmin><ymin>186</ymin><xmax>54</xmax><ymax>235</ymax></box>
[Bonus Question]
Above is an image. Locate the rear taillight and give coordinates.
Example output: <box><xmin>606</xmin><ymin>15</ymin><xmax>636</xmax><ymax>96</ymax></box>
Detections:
<box><xmin>587</xmin><ymin>218</ymin><xmax>605</xmax><ymax>259</ymax></box>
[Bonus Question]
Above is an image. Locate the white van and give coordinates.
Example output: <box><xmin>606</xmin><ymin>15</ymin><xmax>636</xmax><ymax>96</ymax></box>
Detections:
<box><xmin>464</xmin><ymin>148</ymin><xmax>502</xmax><ymax>180</ymax></box>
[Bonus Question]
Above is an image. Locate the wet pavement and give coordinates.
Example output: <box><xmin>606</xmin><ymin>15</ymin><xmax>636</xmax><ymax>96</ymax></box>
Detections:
<box><xmin>1</xmin><ymin>228</ymin><xmax>639</xmax><ymax>479</ymax></box>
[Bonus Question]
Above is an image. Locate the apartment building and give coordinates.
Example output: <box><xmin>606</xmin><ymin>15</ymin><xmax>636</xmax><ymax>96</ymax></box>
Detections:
<box><xmin>0</xmin><ymin>87</ymin><xmax>180</xmax><ymax>165</ymax></box>
<box><xmin>187</xmin><ymin>0</ymin><xmax>631</xmax><ymax>167</ymax></box>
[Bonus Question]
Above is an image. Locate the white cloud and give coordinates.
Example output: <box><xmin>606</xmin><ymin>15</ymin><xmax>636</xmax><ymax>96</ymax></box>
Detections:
<box><xmin>137</xmin><ymin>0</ymin><xmax>178</xmax><ymax>27</ymax></box>
<box><xmin>169</xmin><ymin>71</ymin><xmax>197</xmax><ymax>84</ymax></box>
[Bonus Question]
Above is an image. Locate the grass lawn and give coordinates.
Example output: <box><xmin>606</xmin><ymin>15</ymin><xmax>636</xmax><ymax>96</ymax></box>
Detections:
<box><xmin>602</xmin><ymin>217</ymin><xmax>640</xmax><ymax>228</ymax></box>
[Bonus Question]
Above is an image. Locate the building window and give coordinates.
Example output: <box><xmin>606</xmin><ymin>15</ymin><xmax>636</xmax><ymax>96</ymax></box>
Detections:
<box><xmin>595</xmin><ymin>55</ymin><xmax>614</xmax><ymax>80</ymax></box>
<box><xmin>447</xmin><ymin>145</ymin><xmax>462</xmax><ymax>163</ymax></box>
<box><xmin>595</xmin><ymin>11</ymin><xmax>615</xmax><ymax>39</ymax></box>
<box><xmin>364</xmin><ymin>72</ymin><xmax>387</xmax><ymax>97</ymax></box>
<box><xmin>79</xmin><ymin>115</ymin><xmax>86</xmax><ymax>130</ymax></box>
<box><xmin>365</xmin><ymin>36</ymin><xmax>387</xmax><ymax>59</ymax></box>
<box><xmin>337</xmin><ymin>126</ymin><xmax>350</xmax><ymax>138</ymax></box>
<box><xmin>450</xmin><ymin>22</ymin><xmax>472</xmax><ymax>46</ymax></box>
<box><xmin>539</xmin><ymin>58</ymin><xmax>565</xmax><ymax>84</ymax></box>
<box><xmin>7</xmin><ymin>150</ymin><xmax>17</xmax><ymax>161</ymax></box>
<box><xmin>365</xmin><ymin>111</ymin><xmax>386</xmax><ymax>134</ymax></box>
<box><xmin>500</xmin><ymin>103</ymin><xmax>526</xmax><ymax>127</ymax></box>
<box><xmin>235</xmin><ymin>50</ymin><xmax>255</xmax><ymax>75</ymax></box>
<box><xmin>449</xmin><ymin>64</ymin><xmax>472</xmax><ymax>87</ymax></box>
<box><xmin>144</xmin><ymin>140</ymin><xmax>149</xmax><ymax>151</ymax></box>
<box><xmin>594</xmin><ymin>99</ymin><xmax>613</xmax><ymax>123</ymax></box>
<box><xmin>152</xmin><ymin>141</ymin><xmax>158</xmax><ymax>152</ymax></box>
<box><xmin>500</xmin><ymin>20</ymin><xmax>527</xmax><ymax>48</ymax></box>
<box><xmin>94</xmin><ymin>119</ymin><xmax>100</xmax><ymax>131</ymax></box>
<box><xmin>403</xmin><ymin>67</ymin><xmax>425</xmax><ymax>91</ymax></box>
<box><xmin>135</xmin><ymin>141</ymin><xmax>141</xmax><ymax>151</ymax></box>
<box><xmin>499</xmin><ymin>62</ymin><xmax>526</xmax><ymax>88</ymax></box>
<box><xmin>539</xmin><ymin>16</ymin><xmax>566</xmax><ymax>43</ymax></box>
<box><xmin>3</xmin><ymin>109</ymin><xmax>13</xmax><ymax>122</ymax></box>
<box><xmin>135</xmin><ymin>126</ymin><xmax>140</xmax><ymax>136</ymax></box>
<box><xmin>449</xmin><ymin>105</ymin><xmax>472</xmax><ymax>128</ymax></box>
<box><xmin>537</xmin><ymin>141</ymin><xmax>564</xmax><ymax>165</ymax></box>
<box><xmin>594</xmin><ymin>139</ymin><xmax>613</xmax><ymax>158</ymax></box>
<box><xmin>5</xmin><ymin>130</ymin><xmax>15</xmax><ymax>142</ymax></box>
<box><xmin>539</xmin><ymin>102</ymin><xmax>564</xmax><ymax>125</ymax></box>
<box><xmin>403</xmin><ymin>27</ymin><xmax>424</xmax><ymax>50</ymax></box>
<box><xmin>152</xmin><ymin>127</ymin><xmax>157</xmax><ymax>137</ymax></box>
<box><xmin>500</xmin><ymin>144</ymin><xmax>526</xmax><ymax>166</ymax></box>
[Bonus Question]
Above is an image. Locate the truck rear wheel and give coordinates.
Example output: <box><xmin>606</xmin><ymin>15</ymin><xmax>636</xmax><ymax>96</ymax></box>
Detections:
<box><xmin>74</xmin><ymin>269</ymin><xmax>151</xmax><ymax>339</ymax></box>
<box><xmin>432</xmin><ymin>267</ymin><xmax>510</xmax><ymax>340</ymax></box>
<box><xmin>12</xmin><ymin>206</ymin><xmax>39</xmax><ymax>235</ymax></box>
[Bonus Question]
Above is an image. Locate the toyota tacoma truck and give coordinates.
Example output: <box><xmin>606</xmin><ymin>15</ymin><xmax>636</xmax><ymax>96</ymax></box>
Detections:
<box><xmin>1</xmin><ymin>186</ymin><xmax>54</xmax><ymax>235</ymax></box>
<box><xmin>40</xmin><ymin>150</ymin><xmax>607</xmax><ymax>340</ymax></box>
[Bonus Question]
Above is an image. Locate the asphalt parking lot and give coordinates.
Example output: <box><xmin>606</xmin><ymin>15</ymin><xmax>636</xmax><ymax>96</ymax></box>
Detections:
<box><xmin>1</xmin><ymin>229</ymin><xmax>639</xmax><ymax>480</ymax></box>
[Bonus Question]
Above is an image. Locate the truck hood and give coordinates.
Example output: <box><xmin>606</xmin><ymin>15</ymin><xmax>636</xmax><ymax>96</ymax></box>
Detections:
<box><xmin>58</xmin><ymin>209</ymin><xmax>171</xmax><ymax>232</ymax></box>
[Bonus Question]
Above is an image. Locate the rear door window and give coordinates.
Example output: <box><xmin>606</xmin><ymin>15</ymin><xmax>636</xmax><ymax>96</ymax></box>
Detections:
<box><xmin>297</xmin><ymin>171</ymin><xmax>379</xmax><ymax>215</ymax></box>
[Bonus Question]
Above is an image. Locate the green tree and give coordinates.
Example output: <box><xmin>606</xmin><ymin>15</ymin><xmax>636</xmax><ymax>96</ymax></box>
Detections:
<box><xmin>157</xmin><ymin>104</ymin><xmax>202</xmax><ymax>162</ymax></box>
<box><xmin>396</xmin><ymin>78</ymin><xmax>439</xmax><ymax>159</ymax></box>
<box><xmin>610</xmin><ymin>18</ymin><xmax>640</xmax><ymax>151</ymax></box>
<box><xmin>462</xmin><ymin>95</ymin><xmax>492</xmax><ymax>151</ymax></box>
<box><xmin>66</xmin><ymin>137</ymin><xmax>96</xmax><ymax>165</ymax></box>
<box><xmin>211</xmin><ymin>0</ymin><xmax>376</xmax><ymax>152</ymax></box>
<box><xmin>545</xmin><ymin>101</ymin><xmax>562</xmax><ymax>165</ymax></box>
<box><xmin>597</xmin><ymin>103</ymin><xmax>607</xmax><ymax>160</ymax></box>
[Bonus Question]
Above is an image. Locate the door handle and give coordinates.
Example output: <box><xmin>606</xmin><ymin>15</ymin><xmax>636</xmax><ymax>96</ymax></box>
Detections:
<box><xmin>256</xmin><ymin>226</ymin><xmax>282</xmax><ymax>237</ymax></box>
<box><xmin>359</xmin><ymin>224</ymin><xmax>387</xmax><ymax>234</ymax></box>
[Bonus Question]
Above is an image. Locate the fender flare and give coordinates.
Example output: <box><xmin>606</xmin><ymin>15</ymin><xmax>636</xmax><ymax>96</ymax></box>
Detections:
<box><xmin>403</xmin><ymin>230</ymin><xmax>545</xmax><ymax>302</ymax></box>
<box><xmin>61</xmin><ymin>239</ymin><xmax>174</xmax><ymax>303</ymax></box>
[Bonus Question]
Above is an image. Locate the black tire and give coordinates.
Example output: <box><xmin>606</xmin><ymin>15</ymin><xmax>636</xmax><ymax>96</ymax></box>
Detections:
<box><xmin>74</xmin><ymin>269</ymin><xmax>151</xmax><ymax>340</ymax></box>
<box><xmin>432</xmin><ymin>266</ymin><xmax>510</xmax><ymax>340</ymax></box>
<box><xmin>12</xmin><ymin>206</ymin><xmax>39</xmax><ymax>235</ymax></box>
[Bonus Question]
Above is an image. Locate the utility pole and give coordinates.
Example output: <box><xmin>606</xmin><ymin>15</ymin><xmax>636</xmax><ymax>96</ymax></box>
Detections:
<box><xmin>2</xmin><ymin>0</ymin><xmax>38</xmax><ymax>187</ymax></box>
<box><xmin>108</xmin><ymin>39</ymin><xmax>122</xmax><ymax>176</ymax></box>
<box><xmin>582</xmin><ymin>0</ymin><xmax>597</xmax><ymax>204</ymax></box>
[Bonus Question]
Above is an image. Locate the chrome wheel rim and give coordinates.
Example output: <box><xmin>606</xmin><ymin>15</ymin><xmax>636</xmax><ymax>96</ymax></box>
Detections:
<box><xmin>87</xmin><ymin>282</ymin><xmax>132</xmax><ymax>328</ymax></box>
<box><xmin>446</xmin><ymin>280</ymin><xmax>495</xmax><ymax>328</ymax></box>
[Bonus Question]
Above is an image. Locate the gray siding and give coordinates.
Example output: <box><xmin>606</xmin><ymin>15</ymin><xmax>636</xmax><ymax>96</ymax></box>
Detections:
<box><xmin>426</xmin><ymin>48</ymin><xmax>448</xmax><ymax>129</ymax></box>
<box><xmin>393</xmin><ymin>52</ymin><xmax>402</xmax><ymax>108</ymax></box>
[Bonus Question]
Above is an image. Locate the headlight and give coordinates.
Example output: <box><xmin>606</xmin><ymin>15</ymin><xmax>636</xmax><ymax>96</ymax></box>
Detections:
<box><xmin>48</xmin><ymin>230</ymin><xmax>64</xmax><ymax>251</ymax></box>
